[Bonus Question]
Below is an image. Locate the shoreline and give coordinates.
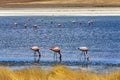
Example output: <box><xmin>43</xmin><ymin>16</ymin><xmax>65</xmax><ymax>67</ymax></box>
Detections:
<box><xmin>0</xmin><ymin>0</ymin><xmax>120</xmax><ymax>8</ymax></box>
<box><xmin>0</xmin><ymin>65</ymin><xmax>120</xmax><ymax>80</ymax></box>
<box><xmin>0</xmin><ymin>7</ymin><xmax>120</xmax><ymax>16</ymax></box>
<box><xmin>1</xmin><ymin>60</ymin><xmax>120</xmax><ymax>73</ymax></box>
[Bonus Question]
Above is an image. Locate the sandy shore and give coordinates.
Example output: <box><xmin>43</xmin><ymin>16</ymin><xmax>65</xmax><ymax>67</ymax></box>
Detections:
<box><xmin>0</xmin><ymin>0</ymin><xmax>120</xmax><ymax>7</ymax></box>
<box><xmin>0</xmin><ymin>7</ymin><xmax>120</xmax><ymax>16</ymax></box>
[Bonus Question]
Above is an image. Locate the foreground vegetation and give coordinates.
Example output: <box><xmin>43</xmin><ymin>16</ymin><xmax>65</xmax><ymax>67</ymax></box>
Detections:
<box><xmin>0</xmin><ymin>65</ymin><xmax>120</xmax><ymax>80</ymax></box>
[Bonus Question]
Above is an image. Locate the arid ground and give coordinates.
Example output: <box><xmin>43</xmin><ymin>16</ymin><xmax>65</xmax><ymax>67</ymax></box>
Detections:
<box><xmin>0</xmin><ymin>0</ymin><xmax>120</xmax><ymax>8</ymax></box>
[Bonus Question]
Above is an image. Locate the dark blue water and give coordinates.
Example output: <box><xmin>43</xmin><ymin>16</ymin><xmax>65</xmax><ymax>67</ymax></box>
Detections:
<box><xmin>0</xmin><ymin>16</ymin><xmax>120</xmax><ymax>68</ymax></box>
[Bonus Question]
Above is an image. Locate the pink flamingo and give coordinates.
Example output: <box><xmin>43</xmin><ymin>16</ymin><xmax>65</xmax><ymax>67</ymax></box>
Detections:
<box><xmin>31</xmin><ymin>46</ymin><xmax>41</xmax><ymax>58</ymax></box>
<box><xmin>14</xmin><ymin>22</ymin><xmax>17</xmax><ymax>27</ymax></box>
<box><xmin>24</xmin><ymin>24</ymin><xmax>27</xmax><ymax>29</ymax></box>
<box><xmin>79</xmin><ymin>20</ymin><xmax>82</xmax><ymax>24</ymax></box>
<box><xmin>33</xmin><ymin>24</ymin><xmax>37</xmax><ymax>29</ymax></box>
<box><xmin>58</xmin><ymin>24</ymin><xmax>62</xmax><ymax>27</ymax></box>
<box><xmin>72</xmin><ymin>20</ymin><xmax>76</xmax><ymax>24</ymax></box>
<box><xmin>88</xmin><ymin>20</ymin><xmax>93</xmax><ymax>25</ymax></box>
<box><xmin>50</xmin><ymin>20</ymin><xmax>53</xmax><ymax>24</ymax></box>
<box><xmin>31</xmin><ymin>46</ymin><xmax>41</xmax><ymax>63</ymax></box>
<box><xmin>50</xmin><ymin>46</ymin><xmax>62</xmax><ymax>62</ymax></box>
<box><xmin>78</xmin><ymin>47</ymin><xmax>89</xmax><ymax>61</ymax></box>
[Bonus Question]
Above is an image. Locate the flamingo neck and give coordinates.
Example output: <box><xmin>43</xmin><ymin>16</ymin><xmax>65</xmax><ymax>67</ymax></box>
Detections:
<box><xmin>59</xmin><ymin>52</ymin><xmax>62</xmax><ymax>62</ymax></box>
<box><xmin>38</xmin><ymin>50</ymin><xmax>41</xmax><ymax>58</ymax></box>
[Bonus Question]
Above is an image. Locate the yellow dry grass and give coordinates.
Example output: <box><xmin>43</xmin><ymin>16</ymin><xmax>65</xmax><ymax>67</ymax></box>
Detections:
<box><xmin>0</xmin><ymin>65</ymin><xmax>120</xmax><ymax>80</ymax></box>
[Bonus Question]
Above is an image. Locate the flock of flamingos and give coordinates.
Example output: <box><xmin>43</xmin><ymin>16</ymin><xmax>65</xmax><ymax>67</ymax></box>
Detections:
<box><xmin>13</xmin><ymin>18</ymin><xmax>94</xmax><ymax>63</ymax></box>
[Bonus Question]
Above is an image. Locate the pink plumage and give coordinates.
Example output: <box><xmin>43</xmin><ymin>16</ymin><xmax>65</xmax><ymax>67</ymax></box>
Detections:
<box><xmin>50</xmin><ymin>46</ymin><xmax>60</xmax><ymax>53</ymax></box>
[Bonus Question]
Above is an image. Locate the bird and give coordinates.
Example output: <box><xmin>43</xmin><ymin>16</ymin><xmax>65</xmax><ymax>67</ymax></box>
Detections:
<box><xmin>72</xmin><ymin>20</ymin><xmax>76</xmax><ymax>24</ymax></box>
<box><xmin>24</xmin><ymin>24</ymin><xmax>27</xmax><ymax>29</ymax></box>
<box><xmin>78</xmin><ymin>47</ymin><xmax>89</xmax><ymax>62</ymax></box>
<box><xmin>31</xmin><ymin>46</ymin><xmax>41</xmax><ymax>62</ymax></box>
<box><xmin>31</xmin><ymin>46</ymin><xmax>41</xmax><ymax>58</ymax></box>
<box><xmin>50</xmin><ymin>20</ymin><xmax>53</xmax><ymax>24</ymax></box>
<box><xmin>33</xmin><ymin>24</ymin><xmax>37</xmax><ymax>29</ymax></box>
<box><xmin>79</xmin><ymin>20</ymin><xmax>82</xmax><ymax>24</ymax></box>
<box><xmin>57</xmin><ymin>24</ymin><xmax>62</xmax><ymax>27</ymax></box>
<box><xmin>50</xmin><ymin>46</ymin><xmax>62</xmax><ymax>62</ymax></box>
<box><xmin>14</xmin><ymin>22</ymin><xmax>17</xmax><ymax>27</ymax></box>
<box><xmin>88</xmin><ymin>20</ymin><xmax>93</xmax><ymax>25</ymax></box>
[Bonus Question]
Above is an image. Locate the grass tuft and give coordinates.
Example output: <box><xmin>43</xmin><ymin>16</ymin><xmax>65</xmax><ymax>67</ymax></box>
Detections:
<box><xmin>0</xmin><ymin>65</ymin><xmax>120</xmax><ymax>80</ymax></box>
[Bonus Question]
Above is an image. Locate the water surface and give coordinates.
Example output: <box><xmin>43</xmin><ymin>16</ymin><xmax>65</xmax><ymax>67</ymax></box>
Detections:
<box><xmin>0</xmin><ymin>16</ymin><xmax>120</xmax><ymax>72</ymax></box>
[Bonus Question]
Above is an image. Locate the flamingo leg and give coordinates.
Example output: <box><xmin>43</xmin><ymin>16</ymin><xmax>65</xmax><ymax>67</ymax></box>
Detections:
<box><xmin>83</xmin><ymin>51</ymin><xmax>89</xmax><ymax>62</ymax></box>
<box><xmin>54</xmin><ymin>52</ymin><xmax>56</xmax><ymax>62</ymax></box>
<box><xmin>36</xmin><ymin>51</ymin><xmax>41</xmax><ymax>63</ymax></box>
<box><xmin>59</xmin><ymin>53</ymin><xmax>62</xmax><ymax>63</ymax></box>
<box><xmin>80</xmin><ymin>51</ymin><xmax>83</xmax><ymax>61</ymax></box>
<box><xmin>85</xmin><ymin>51</ymin><xmax>89</xmax><ymax>62</ymax></box>
<box><xmin>37</xmin><ymin>56</ymin><xmax>40</xmax><ymax>63</ymax></box>
<box><xmin>34</xmin><ymin>51</ymin><xmax>37</xmax><ymax>62</ymax></box>
<box><xmin>34</xmin><ymin>51</ymin><xmax>36</xmax><ymax>57</ymax></box>
<box><xmin>84</xmin><ymin>51</ymin><xmax>86</xmax><ymax>61</ymax></box>
<box><xmin>83</xmin><ymin>51</ymin><xmax>89</xmax><ymax>67</ymax></box>
<box><xmin>37</xmin><ymin>51</ymin><xmax>41</xmax><ymax>58</ymax></box>
<box><xmin>56</xmin><ymin>53</ymin><xmax>57</xmax><ymax>62</ymax></box>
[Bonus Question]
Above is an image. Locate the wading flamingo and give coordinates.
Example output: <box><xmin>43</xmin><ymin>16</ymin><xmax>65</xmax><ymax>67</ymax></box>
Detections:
<box><xmin>14</xmin><ymin>22</ymin><xmax>17</xmax><ymax>27</ymax></box>
<box><xmin>88</xmin><ymin>20</ymin><xmax>93</xmax><ymax>25</ymax></box>
<box><xmin>79</xmin><ymin>20</ymin><xmax>82</xmax><ymax>24</ymax></box>
<box><xmin>33</xmin><ymin>24</ymin><xmax>37</xmax><ymax>29</ymax></box>
<box><xmin>31</xmin><ymin>46</ymin><xmax>41</xmax><ymax>62</ymax></box>
<box><xmin>24</xmin><ymin>24</ymin><xmax>27</xmax><ymax>29</ymax></box>
<box><xmin>72</xmin><ymin>20</ymin><xmax>76</xmax><ymax>24</ymax></box>
<box><xmin>58</xmin><ymin>24</ymin><xmax>62</xmax><ymax>27</ymax></box>
<box><xmin>50</xmin><ymin>20</ymin><xmax>53</xmax><ymax>24</ymax></box>
<box><xmin>50</xmin><ymin>46</ymin><xmax>62</xmax><ymax>62</ymax></box>
<box><xmin>78</xmin><ymin>47</ymin><xmax>89</xmax><ymax>61</ymax></box>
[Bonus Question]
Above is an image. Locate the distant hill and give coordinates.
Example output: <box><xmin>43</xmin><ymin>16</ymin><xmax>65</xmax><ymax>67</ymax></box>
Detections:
<box><xmin>0</xmin><ymin>0</ymin><xmax>120</xmax><ymax>8</ymax></box>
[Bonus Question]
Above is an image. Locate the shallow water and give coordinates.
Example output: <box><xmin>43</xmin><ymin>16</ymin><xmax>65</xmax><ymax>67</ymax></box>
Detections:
<box><xmin>0</xmin><ymin>16</ymin><xmax>120</xmax><ymax>72</ymax></box>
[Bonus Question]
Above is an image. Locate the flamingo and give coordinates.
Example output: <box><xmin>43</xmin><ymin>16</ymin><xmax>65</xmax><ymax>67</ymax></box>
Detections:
<box><xmin>78</xmin><ymin>47</ymin><xmax>89</xmax><ymax>61</ymax></box>
<box><xmin>14</xmin><ymin>22</ymin><xmax>17</xmax><ymax>27</ymax></box>
<box><xmin>33</xmin><ymin>24</ymin><xmax>37</xmax><ymax>29</ymax></box>
<box><xmin>50</xmin><ymin>20</ymin><xmax>53</xmax><ymax>24</ymax></box>
<box><xmin>50</xmin><ymin>46</ymin><xmax>62</xmax><ymax>62</ymax></box>
<box><xmin>31</xmin><ymin>46</ymin><xmax>41</xmax><ymax>58</ymax></box>
<box><xmin>72</xmin><ymin>20</ymin><xmax>76</xmax><ymax>24</ymax></box>
<box><xmin>58</xmin><ymin>24</ymin><xmax>62</xmax><ymax>27</ymax></box>
<box><xmin>24</xmin><ymin>24</ymin><xmax>27</xmax><ymax>29</ymax></box>
<box><xmin>79</xmin><ymin>20</ymin><xmax>82</xmax><ymax>24</ymax></box>
<box><xmin>88</xmin><ymin>20</ymin><xmax>93</xmax><ymax>25</ymax></box>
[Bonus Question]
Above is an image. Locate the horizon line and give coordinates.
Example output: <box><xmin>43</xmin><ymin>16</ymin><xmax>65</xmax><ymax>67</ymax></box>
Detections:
<box><xmin>0</xmin><ymin>7</ymin><xmax>120</xmax><ymax>16</ymax></box>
